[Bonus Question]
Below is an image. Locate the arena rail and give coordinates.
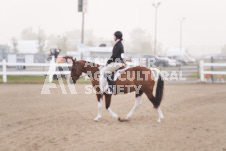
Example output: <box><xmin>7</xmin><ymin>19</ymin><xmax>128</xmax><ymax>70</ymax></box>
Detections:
<box><xmin>0</xmin><ymin>56</ymin><xmax>72</xmax><ymax>83</ymax></box>
<box><xmin>199</xmin><ymin>60</ymin><xmax>226</xmax><ymax>82</ymax></box>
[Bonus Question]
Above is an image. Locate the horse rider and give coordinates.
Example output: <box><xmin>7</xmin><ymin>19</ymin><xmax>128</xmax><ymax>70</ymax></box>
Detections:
<box><xmin>100</xmin><ymin>31</ymin><xmax>126</xmax><ymax>94</ymax></box>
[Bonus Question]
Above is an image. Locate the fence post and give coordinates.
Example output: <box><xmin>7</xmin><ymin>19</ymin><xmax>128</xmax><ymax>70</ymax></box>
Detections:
<box><xmin>2</xmin><ymin>59</ymin><xmax>7</xmax><ymax>83</ymax></box>
<box><xmin>49</xmin><ymin>56</ymin><xmax>55</xmax><ymax>83</ymax></box>
<box><xmin>200</xmin><ymin>60</ymin><xmax>204</xmax><ymax>82</ymax></box>
<box><xmin>210</xmin><ymin>56</ymin><xmax>214</xmax><ymax>82</ymax></box>
<box><xmin>197</xmin><ymin>63</ymin><xmax>199</xmax><ymax>79</ymax></box>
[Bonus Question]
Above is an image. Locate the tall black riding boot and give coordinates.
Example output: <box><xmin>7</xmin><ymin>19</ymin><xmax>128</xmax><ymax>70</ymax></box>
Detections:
<box><xmin>106</xmin><ymin>73</ymin><xmax>114</xmax><ymax>94</ymax></box>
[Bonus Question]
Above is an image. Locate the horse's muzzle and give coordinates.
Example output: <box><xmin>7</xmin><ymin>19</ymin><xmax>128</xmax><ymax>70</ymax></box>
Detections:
<box><xmin>69</xmin><ymin>78</ymin><xmax>76</xmax><ymax>84</ymax></box>
<box><xmin>71</xmin><ymin>76</ymin><xmax>79</xmax><ymax>84</ymax></box>
<box><xmin>72</xmin><ymin>80</ymin><xmax>76</xmax><ymax>84</ymax></box>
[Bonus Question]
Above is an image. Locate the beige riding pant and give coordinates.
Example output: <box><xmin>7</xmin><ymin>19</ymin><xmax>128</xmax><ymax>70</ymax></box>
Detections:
<box><xmin>101</xmin><ymin>62</ymin><xmax>124</xmax><ymax>74</ymax></box>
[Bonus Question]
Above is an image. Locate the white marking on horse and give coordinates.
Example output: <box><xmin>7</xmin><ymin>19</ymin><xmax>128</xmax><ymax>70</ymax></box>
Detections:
<box><xmin>107</xmin><ymin>108</ymin><xmax>119</xmax><ymax>119</ymax></box>
<box><xmin>126</xmin><ymin>96</ymin><xmax>142</xmax><ymax>120</ymax></box>
<box><xmin>93</xmin><ymin>99</ymin><xmax>102</xmax><ymax>121</ymax></box>
<box><xmin>157</xmin><ymin>108</ymin><xmax>164</xmax><ymax>123</ymax></box>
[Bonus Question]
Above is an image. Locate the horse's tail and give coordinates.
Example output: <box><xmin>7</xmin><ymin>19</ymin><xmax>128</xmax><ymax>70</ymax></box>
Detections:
<box><xmin>153</xmin><ymin>74</ymin><xmax>164</xmax><ymax>108</ymax></box>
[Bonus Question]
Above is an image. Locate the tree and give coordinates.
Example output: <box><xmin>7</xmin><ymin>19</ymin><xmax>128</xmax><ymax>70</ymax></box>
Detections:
<box><xmin>21</xmin><ymin>27</ymin><xmax>37</xmax><ymax>40</ymax></box>
<box><xmin>59</xmin><ymin>36</ymin><xmax>68</xmax><ymax>53</ymax></box>
<box><xmin>12</xmin><ymin>38</ymin><xmax>18</xmax><ymax>53</ymax></box>
<box><xmin>20</xmin><ymin>27</ymin><xmax>46</xmax><ymax>53</ymax></box>
<box><xmin>128</xmin><ymin>28</ymin><xmax>153</xmax><ymax>54</ymax></box>
<box><xmin>156</xmin><ymin>42</ymin><xmax>163</xmax><ymax>56</ymax></box>
<box><xmin>65</xmin><ymin>29</ymin><xmax>96</xmax><ymax>50</ymax></box>
<box><xmin>37</xmin><ymin>27</ymin><xmax>46</xmax><ymax>53</ymax></box>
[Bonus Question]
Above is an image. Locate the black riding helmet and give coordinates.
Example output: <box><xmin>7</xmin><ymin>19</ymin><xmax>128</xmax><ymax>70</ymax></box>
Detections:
<box><xmin>114</xmin><ymin>31</ymin><xmax>123</xmax><ymax>40</ymax></box>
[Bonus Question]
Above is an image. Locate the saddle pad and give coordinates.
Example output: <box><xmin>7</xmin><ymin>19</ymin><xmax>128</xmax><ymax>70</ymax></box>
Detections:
<box><xmin>114</xmin><ymin>67</ymin><xmax>130</xmax><ymax>81</ymax></box>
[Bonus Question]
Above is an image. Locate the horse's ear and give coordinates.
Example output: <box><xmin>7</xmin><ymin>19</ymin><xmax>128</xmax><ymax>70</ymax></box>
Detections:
<box><xmin>72</xmin><ymin>58</ymin><xmax>77</xmax><ymax>64</ymax></box>
<box><xmin>63</xmin><ymin>56</ymin><xmax>74</xmax><ymax>63</ymax></box>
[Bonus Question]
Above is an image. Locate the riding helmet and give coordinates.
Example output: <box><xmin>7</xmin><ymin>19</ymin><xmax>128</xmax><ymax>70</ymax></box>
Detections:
<box><xmin>114</xmin><ymin>31</ymin><xmax>123</xmax><ymax>40</ymax></box>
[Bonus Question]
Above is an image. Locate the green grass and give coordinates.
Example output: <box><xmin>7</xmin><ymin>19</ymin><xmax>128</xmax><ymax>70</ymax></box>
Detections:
<box><xmin>188</xmin><ymin>72</ymin><xmax>200</xmax><ymax>79</ymax></box>
<box><xmin>0</xmin><ymin>76</ymin><xmax>46</xmax><ymax>84</ymax></box>
<box><xmin>0</xmin><ymin>76</ymin><xmax>91</xmax><ymax>84</ymax></box>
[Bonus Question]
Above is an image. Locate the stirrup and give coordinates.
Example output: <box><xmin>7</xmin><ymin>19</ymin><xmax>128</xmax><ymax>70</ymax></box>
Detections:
<box><xmin>106</xmin><ymin>87</ymin><xmax>113</xmax><ymax>94</ymax></box>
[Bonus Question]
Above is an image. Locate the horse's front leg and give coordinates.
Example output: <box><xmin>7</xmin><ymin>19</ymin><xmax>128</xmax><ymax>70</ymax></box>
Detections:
<box><xmin>93</xmin><ymin>94</ymin><xmax>103</xmax><ymax>122</ymax></box>
<box><xmin>105</xmin><ymin>94</ymin><xmax>120</xmax><ymax>120</ymax></box>
<box><xmin>126</xmin><ymin>95</ymin><xmax>142</xmax><ymax>120</ymax></box>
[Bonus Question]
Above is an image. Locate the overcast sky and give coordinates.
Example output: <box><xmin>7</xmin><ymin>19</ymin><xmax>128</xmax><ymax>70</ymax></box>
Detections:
<box><xmin>0</xmin><ymin>0</ymin><xmax>226</xmax><ymax>56</ymax></box>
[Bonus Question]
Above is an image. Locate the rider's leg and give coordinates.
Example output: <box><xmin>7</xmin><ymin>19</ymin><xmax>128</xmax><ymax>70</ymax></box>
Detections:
<box><xmin>104</xmin><ymin>63</ymin><xmax>124</xmax><ymax>93</ymax></box>
<box><xmin>99</xmin><ymin>66</ymin><xmax>109</xmax><ymax>92</ymax></box>
<box><xmin>106</xmin><ymin>73</ymin><xmax>114</xmax><ymax>93</ymax></box>
<box><xmin>103</xmin><ymin>62</ymin><xmax>124</xmax><ymax>75</ymax></box>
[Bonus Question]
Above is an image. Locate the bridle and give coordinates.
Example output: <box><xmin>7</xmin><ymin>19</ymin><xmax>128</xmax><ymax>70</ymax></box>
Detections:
<box><xmin>72</xmin><ymin>61</ymin><xmax>83</xmax><ymax>81</ymax></box>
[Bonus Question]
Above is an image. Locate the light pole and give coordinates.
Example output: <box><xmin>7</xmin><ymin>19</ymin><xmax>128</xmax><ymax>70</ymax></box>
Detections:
<box><xmin>57</xmin><ymin>35</ymin><xmax>62</xmax><ymax>49</ymax></box>
<box><xmin>179</xmin><ymin>17</ymin><xmax>185</xmax><ymax>54</ymax></box>
<box><xmin>178</xmin><ymin>17</ymin><xmax>185</xmax><ymax>70</ymax></box>
<box><xmin>81</xmin><ymin>12</ymin><xmax>85</xmax><ymax>44</ymax></box>
<box><xmin>78</xmin><ymin>0</ymin><xmax>86</xmax><ymax>44</ymax></box>
<box><xmin>152</xmin><ymin>2</ymin><xmax>161</xmax><ymax>55</ymax></box>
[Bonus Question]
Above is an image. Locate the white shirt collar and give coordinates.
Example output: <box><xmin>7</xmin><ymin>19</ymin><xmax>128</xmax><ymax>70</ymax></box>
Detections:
<box><xmin>115</xmin><ymin>39</ymin><xmax>120</xmax><ymax>44</ymax></box>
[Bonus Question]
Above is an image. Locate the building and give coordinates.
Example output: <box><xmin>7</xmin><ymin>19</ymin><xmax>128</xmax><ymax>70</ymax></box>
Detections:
<box><xmin>0</xmin><ymin>45</ymin><xmax>9</xmax><ymax>61</ymax></box>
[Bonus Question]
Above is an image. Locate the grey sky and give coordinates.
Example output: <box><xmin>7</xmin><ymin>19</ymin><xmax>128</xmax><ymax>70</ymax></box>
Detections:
<box><xmin>0</xmin><ymin>0</ymin><xmax>226</xmax><ymax>56</ymax></box>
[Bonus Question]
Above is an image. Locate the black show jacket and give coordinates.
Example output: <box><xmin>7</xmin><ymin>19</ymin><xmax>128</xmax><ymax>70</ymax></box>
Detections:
<box><xmin>106</xmin><ymin>40</ymin><xmax>125</xmax><ymax>65</ymax></box>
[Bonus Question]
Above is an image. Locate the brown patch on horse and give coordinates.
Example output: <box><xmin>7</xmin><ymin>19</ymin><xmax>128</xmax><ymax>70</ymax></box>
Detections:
<box><xmin>70</xmin><ymin>60</ymin><xmax>164</xmax><ymax>110</ymax></box>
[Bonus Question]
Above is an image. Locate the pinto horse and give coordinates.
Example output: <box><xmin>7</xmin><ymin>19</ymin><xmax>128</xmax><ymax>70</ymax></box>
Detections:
<box><xmin>67</xmin><ymin>57</ymin><xmax>164</xmax><ymax>122</ymax></box>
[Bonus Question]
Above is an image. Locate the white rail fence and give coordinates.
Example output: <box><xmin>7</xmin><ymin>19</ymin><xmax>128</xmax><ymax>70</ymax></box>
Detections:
<box><xmin>199</xmin><ymin>60</ymin><xmax>226</xmax><ymax>82</ymax></box>
<box><xmin>0</xmin><ymin>57</ymin><xmax>72</xmax><ymax>83</ymax></box>
<box><xmin>1</xmin><ymin>59</ymin><xmax>225</xmax><ymax>83</ymax></box>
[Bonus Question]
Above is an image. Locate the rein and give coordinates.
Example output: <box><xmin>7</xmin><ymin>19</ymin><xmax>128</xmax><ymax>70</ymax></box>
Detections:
<box><xmin>73</xmin><ymin>61</ymin><xmax>99</xmax><ymax>80</ymax></box>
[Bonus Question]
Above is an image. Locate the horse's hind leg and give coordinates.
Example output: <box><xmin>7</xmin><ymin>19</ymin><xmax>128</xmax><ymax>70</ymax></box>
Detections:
<box><xmin>144</xmin><ymin>90</ymin><xmax>164</xmax><ymax>123</ymax></box>
<box><xmin>157</xmin><ymin>108</ymin><xmax>164</xmax><ymax>123</ymax></box>
<box><xmin>125</xmin><ymin>91</ymin><xmax>143</xmax><ymax>120</ymax></box>
<box><xmin>94</xmin><ymin>94</ymin><xmax>103</xmax><ymax>121</ymax></box>
<box><xmin>105</xmin><ymin>94</ymin><xmax>120</xmax><ymax>120</ymax></box>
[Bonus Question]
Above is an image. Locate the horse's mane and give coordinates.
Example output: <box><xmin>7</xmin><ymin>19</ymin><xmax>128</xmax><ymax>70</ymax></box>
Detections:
<box><xmin>78</xmin><ymin>60</ymin><xmax>101</xmax><ymax>73</ymax></box>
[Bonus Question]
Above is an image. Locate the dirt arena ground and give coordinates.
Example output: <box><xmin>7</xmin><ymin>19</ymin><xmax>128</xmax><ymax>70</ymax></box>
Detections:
<box><xmin>0</xmin><ymin>83</ymin><xmax>226</xmax><ymax>151</ymax></box>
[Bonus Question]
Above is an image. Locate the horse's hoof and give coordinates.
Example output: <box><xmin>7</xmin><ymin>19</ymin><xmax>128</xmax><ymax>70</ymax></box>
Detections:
<box><xmin>118</xmin><ymin>118</ymin><xmax>129</xmax><ymax>122</ymax></box>
<box><xmin>157</xmin><ymin>118</ymin><xmax>161</xmax><ymax>123</ymax></box>
<box><xmin>93</xmin><ymin>117</ymin><xmax>99</xmax><ymax>122</ymax></box>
